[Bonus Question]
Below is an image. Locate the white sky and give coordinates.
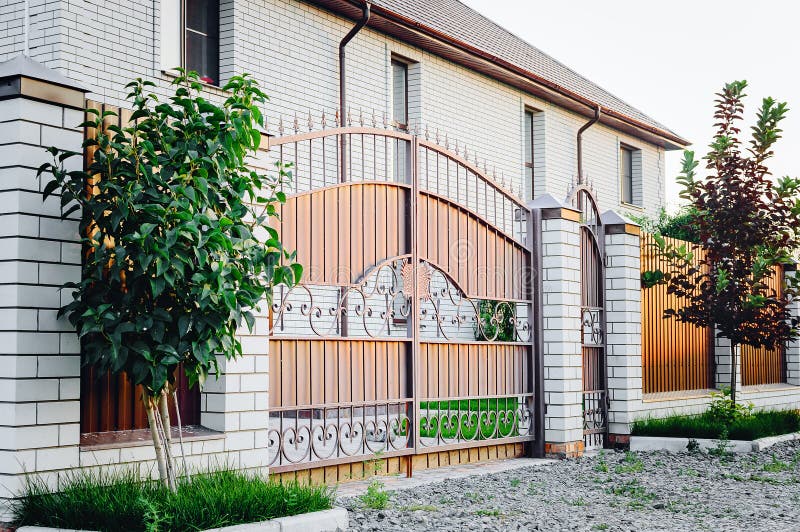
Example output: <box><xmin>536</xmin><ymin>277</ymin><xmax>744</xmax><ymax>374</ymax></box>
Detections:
<box><xmin>461</xmin><ymin>0</ymin><xmax>800</xmax><ymax>213</ymax></box>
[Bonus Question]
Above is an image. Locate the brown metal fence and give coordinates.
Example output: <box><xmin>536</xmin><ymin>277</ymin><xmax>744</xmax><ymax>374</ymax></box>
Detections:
<box><xmin>641</xmin><ymin>232</ymin><xmax>785</xmax><ymax>393</ymax></box>
<box><xmin>641</xmin><ymin>232</ymin><xmax>713</xmax><ymax>393</ymax></box>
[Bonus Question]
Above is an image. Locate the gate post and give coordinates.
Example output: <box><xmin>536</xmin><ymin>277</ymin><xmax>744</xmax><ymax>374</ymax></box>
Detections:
<box><xmin>528</xmin><ymin>194</ymin><xmax>584</xmax><ymax>458</ymax></box>
<box><xmin>785</xmin><ymin>265</ymin><xmax>800</xmax><ymax>386</ymax></box>
<box><xmin>601</xmin><ymin>211</ymin><xmax>643</xmax><ymax>448</ymax></box>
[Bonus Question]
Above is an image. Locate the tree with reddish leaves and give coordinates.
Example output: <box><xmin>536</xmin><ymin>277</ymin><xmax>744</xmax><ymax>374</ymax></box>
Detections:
<box><xmin>650</xmin><ymin>80</ymin><xmax>800</xmax><ymax>403</ymax></box>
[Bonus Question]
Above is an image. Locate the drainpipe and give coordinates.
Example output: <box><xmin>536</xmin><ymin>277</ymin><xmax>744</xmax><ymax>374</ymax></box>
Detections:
<box><xmin>576</xmin><ymin>105</ymin><xmax>601</xmax><ymax>184</ymax></box>
<box><xmin>338</xmin><ymin>2</ymin><xmax>370</xmax><ymax>339</ymax></box>
<box><xmin>339</xmin><ymin>1</ymin><xmax>371</xmax><ymax>183</ymax></box>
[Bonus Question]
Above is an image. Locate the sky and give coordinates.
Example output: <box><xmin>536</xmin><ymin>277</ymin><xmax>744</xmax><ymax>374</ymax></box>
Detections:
<box><xmin>461</xmin><ymin>0</ymin><xmax>800</xmax><ymax>213</ymax></box>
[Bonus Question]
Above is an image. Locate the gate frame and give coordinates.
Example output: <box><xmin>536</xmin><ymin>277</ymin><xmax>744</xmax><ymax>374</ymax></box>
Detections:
<box><xmin>566</xmin><ymin>183</ymin><xmax>608</xmax><ymax>449</ymax></box>
<box><xmin>264</xmin><ymin>123</ymin><xmax>545</xmax><ymax>477</ymax></box>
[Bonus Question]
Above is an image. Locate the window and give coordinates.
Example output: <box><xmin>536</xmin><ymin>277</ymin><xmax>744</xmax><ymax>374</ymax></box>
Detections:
<box><xmin>524</xmin><ymin>109</ymin><xmax>535</xmax><ymax>197</ymax></box>
<box><xmin>392</xmin><ymin>59</ymin><xmax>409</xmax><ymax>129</ymax></box>
<box><xmin>522</xmin><ymin>108</ymin><xmax>543</xmax><ymax>199</ymax></box>
<box><xmin>161</xmin><ymin>0</ymin><xmax>220</xmax><ymax>85</ymax></box>
<box><xmin>620</xmin><ymin>144</ymin><xmax>642</xmax><ymax>206</ymax></box>
<box><xmin>620</xmin><ymin>145</ymin><xmax>633</xmax><ymax>204</ymax></box>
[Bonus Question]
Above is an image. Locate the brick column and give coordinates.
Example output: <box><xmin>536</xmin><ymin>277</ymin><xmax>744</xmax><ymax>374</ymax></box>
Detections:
<box><xmin>601</xmin><ymin>211</ymin><xmax>643</xmax><ymax>445</ymax></box>
<box><xmin>0</xmin><ymin>56</ymin><xmax>88</xmax><ymax>520</ymax></box>
<box><xmin>529</xmin><ymin>194</ymin><xmax>583</xmax><ymax>458</ymax></box>
<box><xmin>714</xmin><ymin>336</ymin><xmax>740</xmax><ymax>392</ymax></box>
<box><xmin>785</xmin><ymin>267</ymin><xmax>800</xmax><ymax>386</ymax></box>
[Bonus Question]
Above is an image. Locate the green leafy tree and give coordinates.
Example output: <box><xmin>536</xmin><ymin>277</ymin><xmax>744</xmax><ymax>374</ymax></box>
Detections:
<box><xmin>647</xmin><ymin>81</ymin><xmax>800</xmax><ymax>403</ymax></box>
<box><xmin>38</xmin><ymin>71</ymin><xmax>300</xmax><ymax>489</ymax></box>
<box><xmin>631</xmin><ymin>207</ymin><xmax>701</xmax><ymax>243</ymax></box>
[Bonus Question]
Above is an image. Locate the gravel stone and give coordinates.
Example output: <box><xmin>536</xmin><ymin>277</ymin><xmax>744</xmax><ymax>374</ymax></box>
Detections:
<box><xmin>340</xmin><ymin>440</ymin><xmax>800</xmax><ymax>531</ymax></box>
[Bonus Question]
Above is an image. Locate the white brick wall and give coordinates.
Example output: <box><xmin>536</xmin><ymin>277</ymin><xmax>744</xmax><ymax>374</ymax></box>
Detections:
<box><xmin>0</xmin><ymin>0</ymin><xmax>668</xmax><ymax>217</ymax></box>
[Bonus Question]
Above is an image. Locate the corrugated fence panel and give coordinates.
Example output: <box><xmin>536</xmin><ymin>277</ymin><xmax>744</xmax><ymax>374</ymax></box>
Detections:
<box><xmin>641</xmin><ymin>233</ymin><xmax>713</xmax><ymax>393</ymax></box>
<box><xmin>641</xmin><ymin>233</ymin><xmax>786</xmax><ymax>392</ymax></box>
<box><xmin>741</xmin><ymin>266</ymin><xmax>786</xmax><ymax>386</ymax></box>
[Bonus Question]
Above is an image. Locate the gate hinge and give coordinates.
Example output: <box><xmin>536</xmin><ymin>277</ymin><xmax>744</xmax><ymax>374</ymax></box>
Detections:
<box><xmin>606</xmin><ymin>394</ymin><xmax>611</xmax><ymax>407</ymax></box>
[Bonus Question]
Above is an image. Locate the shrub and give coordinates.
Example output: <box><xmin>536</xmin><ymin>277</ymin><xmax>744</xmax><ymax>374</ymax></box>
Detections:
<box><xmin>707</xmin><ymin>387</ymin><xmax>753</xmax><ymax>424</ymax></box>
<box><xmin>13</xmin><ymin>469</ymin><xmax>334</xmax><ymax>531</ymax></box>
<box><xmin>630</xmin><ymin>207</ymin><xmax>701</xmax><ymax>243</ymax></box>
<box><xmin>359</xmin><ymin>479</ymin><xmax>390</xmax><ymax>510</ymax></box>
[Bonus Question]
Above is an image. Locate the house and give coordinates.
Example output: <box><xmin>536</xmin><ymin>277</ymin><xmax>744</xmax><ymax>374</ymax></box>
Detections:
<box><xmin>1</xmin><ymin>0</ymin><xmax>799</xmax><ymax>521</ymax></box>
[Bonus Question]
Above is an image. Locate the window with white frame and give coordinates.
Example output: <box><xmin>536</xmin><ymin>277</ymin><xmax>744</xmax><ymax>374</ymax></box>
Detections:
<box><xmin>620</xmin><ymin>144</ymin><xmax>643</xmax><ymax>206</ymax></box>
<box><xmin>523</xmin><ymin>107</ymin><xmax>544</xmax><ymax>200</ymax></box>
<box><xmin>391</xmin><ymin>58</ymin><xmax>409</xmax><ymax>129</ymax></box>
<box><xmin>161</xmin><ymin>0</ymin><xmax>220</xmax><ymax>85</ymax></box>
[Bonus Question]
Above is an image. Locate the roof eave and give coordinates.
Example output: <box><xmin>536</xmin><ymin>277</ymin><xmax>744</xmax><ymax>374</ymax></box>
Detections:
<box><xmin>308</xmin><ymin>0</ymin><xmax>690</xmax><ymax>150</ymax></box>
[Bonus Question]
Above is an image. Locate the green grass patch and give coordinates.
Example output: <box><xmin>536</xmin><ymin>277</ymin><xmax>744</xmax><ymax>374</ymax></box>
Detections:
<box><xmin>631</xmin><ymin>409</ymin><xmax>800</xmax><ymax>441</ymax></box>
<box><xmin>13</xmin><ymin>468</ymin><xmax>334</xmax><ymax>532</ymax></box>
<box><xmin>418</xmin><ymin>397</ymin><xmax>519</xmax><ymax>439</ymax></box>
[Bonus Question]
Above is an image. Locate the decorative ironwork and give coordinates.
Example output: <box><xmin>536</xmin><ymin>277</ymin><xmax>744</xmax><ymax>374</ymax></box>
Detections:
<box><xmin>267</xmin><ymin>402</ymin><xmax>412</xmax><ymax>468</ymax></box>
<box><xmin>581</xmin><ymin>307</ymin><xmax>603</xmax><ymax>347</ymax></box>
<box><xmin>582</xmin><ymin>390</ymin><xmax>607</xmax><ymax>449</ymax></box>
<box><xmin>402</xmin><ymin>261</ymin><xmax>432</xmax><ymax>302</ymax></box>
<box><xmin>270</xmin><ymin>258</ymin><xmax>411</xmax><ymax>339</ymax></box>
<box><xmin>417</xmin><ymin>395</ymin><xmax>534</xmax><ymax>448</ymax></box>
<box><xmin>419</xmin><ymin>262</ymin><xmax>531</xmax><ymax>343</ymax></box>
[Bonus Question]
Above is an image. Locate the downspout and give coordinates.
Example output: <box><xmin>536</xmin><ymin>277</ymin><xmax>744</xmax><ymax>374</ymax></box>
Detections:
<box><xmin>338</xmin><ymin>2</ymin><xmax>370</xmax><ymax>340</ymax></box>
<box><xmin>339</xmin><ymin>1</ymin><xmax>371</xmax><ymax>183</ymax></box>
<box><xmin>576</xmin><ymin>105</ymin><xmax>601</xmax><ymax>184</ymax></box>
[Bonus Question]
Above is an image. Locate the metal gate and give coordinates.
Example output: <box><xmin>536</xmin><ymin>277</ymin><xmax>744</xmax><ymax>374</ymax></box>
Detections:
<box><xmin>568</xmin><ymin>184</ymin><xmax>607</xmax><ymax>449</ymax></box>
<box><xmin>263</xmin><ymin>118</ymin><xmax>542</xmax><ymax>473</ymax></box>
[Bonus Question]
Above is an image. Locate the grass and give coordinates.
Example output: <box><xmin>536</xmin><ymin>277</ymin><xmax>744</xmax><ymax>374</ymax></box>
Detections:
<box><xmin>762</xmin><ymin>455</ymin><xmax>792</xmax><ymax>473</ymax></box>
<box><xmin>631</xmin><ymin>409</ymin><xmax>800</xmax><ymax>441</ymax></box>
<box><xmin>606</xmin><ymin>479</ymin><xmax>657</xmax><ymax>509</ymax></box>
<box><xmin>359</xmin><ymin>479</ymin><xmax>390</xmax><ymax>510</ymax></box>
<box><xmin>13</xmin><ymin>468</ymin><xmax>334</xmax><ymax>532</ymax></box>
<box><xmin>614</xmin><ymin>451</ymin><xmax>644</xmax><ymax>474</ymax></box>
<box><xmin>418</xmin><ymin>397</ymin><xmax>519</xmax><ymax>440</ymax></box>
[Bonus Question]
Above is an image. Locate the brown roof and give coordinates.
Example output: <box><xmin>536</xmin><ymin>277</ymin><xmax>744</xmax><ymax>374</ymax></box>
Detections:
<box><xmin>310</xmin><ymin>0</ymin><xmax>689</xmax><ymax>148</ymax></box>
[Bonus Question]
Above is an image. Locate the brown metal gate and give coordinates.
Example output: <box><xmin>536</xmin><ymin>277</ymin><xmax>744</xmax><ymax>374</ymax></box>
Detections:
<box><xmin>568</xmin><ymin>185</ymin><xmax>607</xmax><ymax>449</ymax></box>
<box><xmin>264</xmin><ymin>120</ymin><xmax>542</xmax><ymax>475</ymax></box>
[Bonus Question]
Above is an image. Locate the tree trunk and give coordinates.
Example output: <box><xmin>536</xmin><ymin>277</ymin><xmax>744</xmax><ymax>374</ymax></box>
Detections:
<box><xmin>157</xmin><ymin>388</ymin><xmax>177</xmax><ymax>491</ymax></box>
<box><xmin>729</xmin><ymin>342</ymin><xmax>737</xmax><ymax>404</ymax></box>
<box><xmin>144</xmin><ymin>391</ymin><xmax>170</xmax><ymax>488</ymax></box>
<box><xmin>143</xmin><ymin>389</ymin><xmax>179</xmax><ymax>492</ymax></box>
<box><xmin>173</xmin><ymin>389</ymin><xmax>191</xmax><ymax>481</ymax></box>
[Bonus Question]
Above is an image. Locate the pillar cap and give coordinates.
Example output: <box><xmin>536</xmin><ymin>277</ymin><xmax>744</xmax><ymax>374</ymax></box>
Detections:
<box><xmin>528</xmin><ymin>193</ymin><xmax>580</xmax><ymax>221</ymax></box>
<box><xmin>601</xmin><ymin>209</ymin><xmax>640</xmax><ymax>235</ymax></box>
<box><xmin>0</xmin><ymin>54</ymin><xmax>88</xmax><ymax>109</ymax></box>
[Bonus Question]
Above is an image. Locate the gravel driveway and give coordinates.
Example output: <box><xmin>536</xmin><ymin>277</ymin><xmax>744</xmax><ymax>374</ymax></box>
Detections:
<box><xmin>340</xmin><ymin>440</ymin><xmax>800</xmax><ymax>531</ymax></box>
